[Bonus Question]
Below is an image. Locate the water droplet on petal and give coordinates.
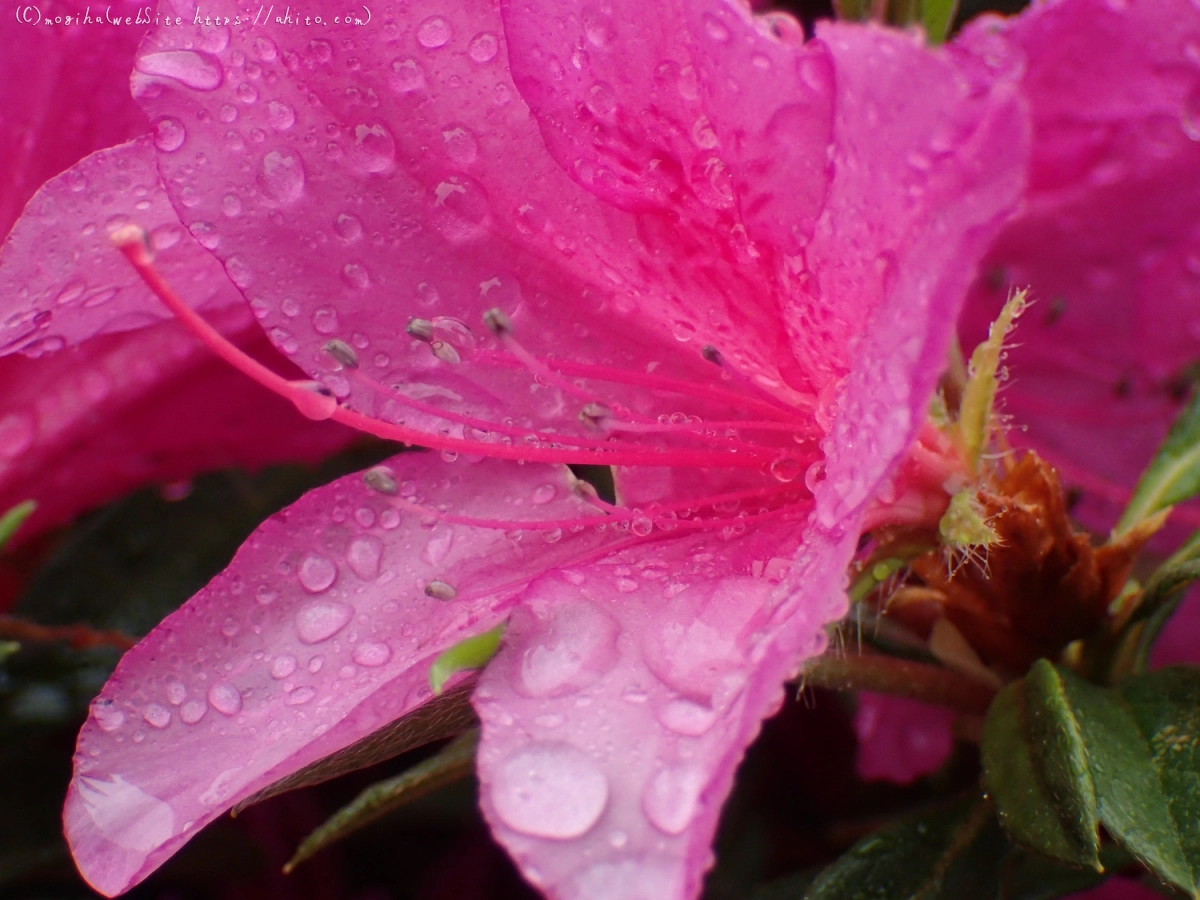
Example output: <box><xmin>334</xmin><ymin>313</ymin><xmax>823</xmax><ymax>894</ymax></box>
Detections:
<box><xmin>295</xmin><ymin>599</ymin><xmax>353</xmax><ymax>643</ymax></box>
<box><xmin>518</xmin><ymin>602</ymin><xmax>620</xmax><ymax>697</ymax></box>
<box><xmin>642</xmin><ymin>763</ymin><xmax>705</xmax><ymax>834</ymax></box>
<box><xmin>165</xmin><ymin>679</ymin><xmax>187</xmax><ymax>706</ymax></box>
<box><xmin>429</xmin><ymin>174</ymin><xmax>490</xmax><ymax>243</ymax></box>
<box><xmin>348</xmin><ymin>122</ymin><xmax>396</xmax><ymax>173</ymax></box>
<box><xmin>298</xmin><ymin>553</ymin><xmax>337</xmax><ymax>593</ymax></box>
<box><xmin>208</xmin><ymin>683</ymin><xmax>242</xmax><ymax>716</ymax></box>
<box><xmin>143</xmin><ymin>703</ymin><xmax>172</xmax><ymax>729</ymax></box>
<box><xmin>287</xmin><ymin>685</ymin><xmax>317</xmax><ymax>705</ymax></box>
<box><xmin>658</xmin><ymin>699</ymin><xmax>717</xmax><ymax>736</ymax></box>
<box><xmin>137</xmin><ymin>50</ymin><xmax>224</xmax><ymax>91</ymax></box>
<box><xmin>271</xmin><ymin>654</ymin><xmax>298</xmax><ymax>679</ymax></box>
<box><xmin>341</xmin><ymin>262</ymin><xmax>371</xmax><ymax>289</ymax></box>
<box><xmin>224</xmin><ymin>255</ymin><xmax>253</xmax><ymax>288</ymax></box>
<box><xmin>532</xmin><ymin>484</ymin><xmax>556</xmax><ymax>505</ymax></box>
<box><xmin>152</xmin><ymin>116</ymin><xmax>187</xmax><ymax>152</ymax></box>
<box><xmin>491</xmin><ymin>742</ymin><xmax>608</xmax><ymax>838</ymax></box>
<box><xmin>468</xmin><ymin>32</ymin><xmax>498</xmax><ymax>63</ymax></box>
<box><xmin>180</xmin><ymin>699</ymin><xmax>208</xmax><ymax>724</ymax></box>
<box><xmin>441</xmin><ymin>124</ymin><xmax>479</xmax><ymax>164</ymax></box>
<box><xmin>267</xmin><ymin>99</ymin><xmax>296</xmax><ymax>131</ymax></box>
<box><xmin>91</xmin><ymin>699</ymin><xmax>125</xmax><ymax>732</ymax></box>
<box><xmin>417</xmin><ymin>16</ymin><xmax>452</xmax><ymax>48</ymax></box>
<box><xmin>388</xmin><ymin>57</ymin><xmax>426</xmax><ymax>92</ymax></box>
<box><xmin>769</xmin><ymin>456</ymin><xmax>801</xmax><ymax>483</ymax></box>
<box><xmin>335</xmin><ymin>213</ymin><xmax>363</xmax><ymax>241</ymax></box>
<box><xmin>346</xmin><ymin>536</ymin><xmax>383</xmax><ymax>580</ymax></box>
<box><xmin>352</xmin><ymin>642</ymin><xmax>391</xmax><ymax>667</ymax></box>
<box><xmin>259</xmin><ymin>149</ymin><xmax>305</xmax><ymax>203</ymax></box>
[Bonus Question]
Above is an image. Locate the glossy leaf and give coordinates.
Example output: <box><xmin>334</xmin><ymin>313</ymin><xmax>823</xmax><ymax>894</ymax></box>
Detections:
<box><xmin>1116</xmin><ymin>389</ymin><xmax>1200</xmax><ymax>538</ymax></box>
<box><xmin>802</xmin><ymin>797</ymin><xmax>1003</xmax><ymax>899</ymax></box>
<box><xmin>1056</xmin><ymin>666</ymin><xmax>1196</xmax><ymax>895</ymax></box>
<box><xmin>982</xmin><ymin>660</ymin><xmax>1100</xmax><ymax>869</ymax></box>
<box><xmin>284</xmin><ymin>729</ymin><xmax>479</xmax><ymax>872</ymax></box>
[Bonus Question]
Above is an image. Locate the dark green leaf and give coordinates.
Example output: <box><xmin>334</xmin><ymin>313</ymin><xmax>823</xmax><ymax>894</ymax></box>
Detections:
<box><xmin>1056</xmin><ymin>666</ymin><xmax>1196</xmax><ymax>895</ymax></box>
<box><xmin>1116</xmin><ymin>389</ymin><xmax>1200</xmax><ymax>538</ymax></box>
<box><xmin>233</xmin><ymin>678</ymin><xmax>477</xmax><ymax>814</ymax></box>
<box><xmin>982</xmin><ymin>660</ymin><xmax>1100</xmax><ymax>868</ymax></box>
<box><xmin>285</xmin><ymin>729</ymin><xmax>479</xmax><ymax>872</ymax></box>
<box><xmin>997</xmin><ymin>845</ymin><xmax>1130</xmax><ymax>900</ymax></box>
<box><xmin>802</xmin><ymin>797</ymin><xmax>1002</xmax><ymax>900</ymax></box>
<box><xmin>922</xmin><ymin>0</ymin><xmax>960</xmax><ymax>43</ymax></box>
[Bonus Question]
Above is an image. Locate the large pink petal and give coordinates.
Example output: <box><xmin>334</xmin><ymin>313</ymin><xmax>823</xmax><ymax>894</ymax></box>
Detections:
<box><xmin>67</xmin><ymin>455</ymin><xmax>613</xmax><ymax>896</ymax></box>
<box><xmin>0</xmin><ymin>0</ymin><xmax>150</xmax><ymax>237</ymax></box>
<box><xmin>957</xmin><ymin>0</ymin><xmax>1200</xmax><ymax>529</ymax></box>
<box><xmin>126</xmin><ymin>0</ymin><xmax>810</xmax><ymax>456</ymax></box>
<box><xmin>0</xmin><ymin>138</ymin><xmax>354</xmax><ymax>543</ymax></box>
<box><xmin>475</xmin><ymin>522</ymin><xmax>856</xmax><ymax>899</ymax></box>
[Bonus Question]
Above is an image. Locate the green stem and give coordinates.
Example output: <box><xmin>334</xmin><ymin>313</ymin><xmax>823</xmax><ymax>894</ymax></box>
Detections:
<box><xmin>803</xmin><ymin>651</ymin><xmax>998</xmax><ymax>714</ymax></box>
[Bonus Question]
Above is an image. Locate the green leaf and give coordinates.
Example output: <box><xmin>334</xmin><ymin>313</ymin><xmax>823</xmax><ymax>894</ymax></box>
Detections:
<box><xmin>233</xmin><ymin>678</ymin><xmax>477</xmax><ymax>814</ymax></box>
<box><xmin>429</xmin><ymin>623</ymin><xmax>506</xmax><ymax>694</ymax></box>
<box><xmin>982</xmin><ymin>660</ymin><xmax>1100</xmax><ymax>869</ymax></box>
<box><xmin>1128</xmin><ymin>530</ymin><xmax>1200</xmax><ymax>673</ymax></box>
<box><xmin>802</xmin><ymin>797</ymin><xmax>1003</xmax><ymax>899</ymax></box>
<box><xmin>997</xmin><ymin>845</ymin><xmax>1129</xmax><ymax>900</ymax></box>
<box><xmin>0</xmin><ymin>500</ymin><xmax>36</xmax><ymax>553</ymax></box>
<box><xmin>1056</xmin><ymin>666</ymin><xmax>1196</xmax><ymax>895</ymax></box>
<box><xmin>284</xmin><ymin>729</ymin><xmax>479</xmax><ymax>872</ymax></box>
<box><xmin>922</xmin><ymin>0</ymin><xmax>959</xmax><ymax>43</ymax></box>
<box><xmin>1116</xmin><ymin>388</ymin><xmax>1200</xmax><ymax>538</ymax></box>
<box><xmin>1117</xmin><ymin>669</ymin><xmax>1200</xmax><ymax>892</ymax></box>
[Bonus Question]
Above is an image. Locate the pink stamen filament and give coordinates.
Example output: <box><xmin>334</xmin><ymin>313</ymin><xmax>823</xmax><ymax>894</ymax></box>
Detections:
<box><xmin>113</xmin><ymin>230</ymin><xmax>781</xmax><ymax>470</ymax></box>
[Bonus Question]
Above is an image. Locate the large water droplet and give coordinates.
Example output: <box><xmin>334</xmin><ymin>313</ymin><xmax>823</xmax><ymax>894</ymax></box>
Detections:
<box><xmin>295</xmin><ymin>599</ymin><xmax>353</xmax><ymax>643</ymax></box>
<box><xmin>180</xmin><ymin>699</ymin><xmax>207</xmax><ymax>724</ymax></box>
<box><xmin>224</xmin><ymin>255</ymin><xmax>253</xmax><ymax>289</ymax></box>
<box><xmin>335</xmin><ymin>213</ymin><xmax>363</xmax><ymax>241</ymax></box>
<box><xmin>468</xmin><ymin>32</ymin><xmax>499</xmax><ymax>63</ymax></box>
<box><xmin>91</xmin><ymin>699</ymin><xmax>125</xmax><ymax>732</ymax></box>
<box><xmin>491</xmin><ymin>742</ymin><xmax>608</xmax><ymax>838</ymax></box>
<box><xmin>287</xmin><ymin>685</ymin><xmax>317</xmax><ymax>705</ymax></box>
<box><xmin>341</xmin><ymin>262</ymin><xmax>371</xmax><ymax>289</ymax></box>
<box><xmin>348</xmin><ymin>122</ymin><xmax>396</xmax><ymax>173</ymax></box>
<box><xmin>259</xmin><ymin>149</ymin><xmax>305</xmax><ymax>203</ymax></box>
<box><xmin>143</xmin><ymin>703</ymin><xmax>172</xmax><ymax>729</ymax></box>
<box><xmin>441</xmin><ymin>124</ymin><xmax>479</xmax><ymax>164</ymax></box>
<box><xmin>267</xmin><ymin>99</ymin><xmax>296</xmax><ymax>131</ymax></box>
<box><xmin>208</xmin><ymin>683</ymin><xmax>243</xmax><ymax>716</ymax></box>
<box><xmin>137</xmin><ymin>50</ymin><xmax>224</xmax><ymax>91</ymax></box>
<box><xmin>76</xmin><ymin>774</ymin><xmax>176</xmax><ymax>856</ymax></box>
<box><xmin>271</xmin><ymin>654</ymin><xmax>298</xmax><ymax>679</ymax></box>
<box><xmin>642</xmin><ymin>763</ymin><xmax>705</xmax><ymax>834</ymax></box>
<box><xmin>312</xmin><ymin>305</ymin><xmax>341</xmax><ymax>334</ymax></box>
<box><xmin>298</xmin><ymin>553</ymin><xmax>338</xmax><ymax>592</ymax></box>
<box><xmin>518</xmin><ymin>602</ymin><xmax>621</xmax><ymax>698</ymax></box>
<box><xmin>417</xmin><ymin>16</ymin><xmax>452</xmax><ymax>48</ymax></box>
<box><xmin>152</xmin><ymin>116</ymin><xmax>187</xmax><ymax>152</ymax></box>
<box><xmin>585</xmin><ymin>81</ymin><xmax>617</xmax><ymax>119</ymax></box>
<box><xmin>658</xmin><ymin>699</ymin><xmax>716</xmax><ymax>736</ymax></box>
<box><xmin>165</xmin><ymin>679</ymin><xmax>187</xmax><ymax>706</ymax></box>
<box><xmin>352</xmin><ymin>641</ymin><xmax>392</xmax><ymax>667</ymax></box>
<box><xmin>769</xmin><ymin>456</ymin><xmax>801</xmax><ymax>483</ymax></box>
<box><xmin>346</xmin><ymin>536</ymin><xmax>384</xmax><ymax>580</ymax></box>
<box><xmin>429</xmin><ymin>174</ymin><xmax>490</xmax><ymax>243</ymax></box>
<box><xmin>388</xmin><ymin>57</ymin><xmax>426</xmax><ymax>93</ymax></box>
<box><xmin>532</xmin><ymin>483</ymin><xmax>556</xmax><ymax>505</ymax></box>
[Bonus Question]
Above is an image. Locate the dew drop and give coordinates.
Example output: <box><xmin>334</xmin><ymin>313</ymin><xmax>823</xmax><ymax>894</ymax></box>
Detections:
<box><xmin>388</xmin><ymin>57</ymin><xmax>426</xmax><ymax>92</ymax></box>
<box><xmin>341</xmin><ymin>263</ymin><xmax>371</xmax><ymax>289</ymax></box>
<box><xmin>219</xmin><ymin>103</ymin><xmax>239</xmax><ymax>123</ymax></box>
<box><xmin>298</xmin><ymin>553</ymin><xmax>338</xmax><ymax>593</ymax></box>
<box><xmin>658</xmin><ymin>699</ymin><xmax>717</xmax><ymax>736</ymax></box>
<box><xmin>429</xmin><ymin>174</ymin><xmax>490</xmax><ymax>243</ymax></box>
<box><xmin>137</xmin><ymin>50</ymin><xmax>224</xmax><ymax>91</ymax></box>
<box><xmin>417</xmin><ymin>16</ymin><xmax>452</xmax><ymax>48</ymax></box>
<box><xmin>348</xmin><ymin>122</ymin><xmax>396</xmax><ymax>173</ymax></box>
<box><xmin>271</xmin><ymin>654</ymin><xmax>298</xmax><ymax>679</ymax></box>
<box><xmin>143</xmin><ymin>703</ymin><xmax>172</xmax><ymax>729</ymax></box>
<box><xmin>256</xmin><ymin>585</ymin><xmax>279</xmax><ymax>605</ymax></box>
<box><xmin>190</xmin><ymin>221</ymin><xmax>220</xmax><ymax>250</ymax></box>
<box><xmin>441</xmin><ymin>125</ymin><xmax>479</xmax><ymax>164</ymax></box>
<box><xmin>254</xmin><ymin>36</ymin><xmax>278</xmax><ymax>61</ymax></box>
<box><xmin>165</xmin><ymin>679</ymin><xmax>187</xmax><ymax>706</ymax></box>
<box><xmin>346</xmin><ymin>535</ymin><xmax>384</xmax><ymax>580</ymax></box>
<box><xmin>769</xmin><ymin>456</ymin><xmax>801</xmax><ymax>483</ymax></box>
<box><xmin>287</xmin><ymin>685</ymin><xmax>317</xmax><ymax>705</ymax></box>
<box><xmin>312</xmin><ymin>306</ymin><xmax>341</xmax><ymax>335</ymax></box>
<box><xmin>208</xmin><ymin>683</ymin><xmax>243</xmax><ymax>716</ymax></box>
<box><xmin>175</xmin><ymin>698</ymin><xmax>206</xmax><ymax>724</ymax></box>
<box><xmin>585</xmin><ymin>81</ymin><xmax>617</xmax><ymax>119</ymax></box>
<box><xmin>224</xmin><ymin>255</ymin><xmax>253</xmax><ymax>289</ymax></box>
<box><xmin>704</xmin><ymin>14</ymin><xmax>730</xmax><ymax>42</ymax></box>
<box><xmin>491</xmin><ymin>743</ymin><xmax>608</xmax><ymax>838</ymax></box>
<box><xmin>152</xmin><ymin>116</ymin><xmax>187</xmax><ymax>152</ymax></box>
<box><xmin>308</xmin><ymin>655</ymin><xmax>325</xmax><ymax>673</ymax></box>
<box><xmin>532</xmin><ymin>483</ymin><xmax>556</xmax><ymax>505</ymax></box>
<box><xmin>267</xmin><ymin>99</ymin><xmax>296</xmax><ymax>131</ymax></box>
<box><xmin>335</xmin><ymin>213</ymin><xmax>363</xmax><ymax>241</ymax></box>
<box><xmin>91</xmin><ymin>700</ymin><xmax>125</xmax><ymax>732</ymax></box>
<box><xmin>352</xmin><ymin>641</ymin><xmax>392</xmax><ymax>667</ymax></box>
<box><xmin>295</xmin><ymin>599</ymin><xmax>353</xmax><ymax>643</ymax></box>
<box><xmin>259</xmin><ymin>149</ymin><xmax>305</xmax><ymax>203</ymax></box>
<box><xmin>222</xmin><ymin>194</ymin><xmax>243</xmax><ymax>217</ymax></box>
<box><xmin>642</xmin><ymin>763</ymin><xmax>705</xmax><ymax>835</ymax></box>
<box><xmin>237</xmin><ymin>81</ymin><xmax>259</xmax><ymax>104</ymax></box>
<box><xmin>468</xmin><ymin>31</ymin><xmax>499</xmax><ymax>63</ymax></box>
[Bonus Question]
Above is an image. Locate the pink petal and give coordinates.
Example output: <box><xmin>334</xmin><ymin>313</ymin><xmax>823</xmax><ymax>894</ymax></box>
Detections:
<box><xmin>67</xmin><ymin>456</ymin><xmax>611</xmax><ymax>896</ymax></box>
<box><xmin>0</xmin><ymin>138</ymin><xmax>354</xmax><ymax>543</ymax></box>
<box><xmin>852</xmin><ymin>692</ymin><xmax>956</xmax><ymax>785</ymax></box>
<box><xmin>957</xmin><ymin>0</ymin><xmax>1200</xmax><ymax>529</ymax></box>
<box><xmin>0</xmin><ymin>1</ymin><xmax>149</xmax><ymax>237</ymax></box>
<box><xmin>126</xmin><ymin>1</ymin><xmax>828</xmax><ymax>450</ymax></box>
<box><xmin>475</xmin><ymin>521</ymin><xmax>855</xmax><ymax>899</ymax></box>
<box><xmin>1065</xmin><ymin>877</ymin><xmax>1166</xmax><ymax>900</ymax></box>
<box><xmin>807</xmin><ymin>21</ymin><xmax>1028</xmax><ymax>526</ymax></box>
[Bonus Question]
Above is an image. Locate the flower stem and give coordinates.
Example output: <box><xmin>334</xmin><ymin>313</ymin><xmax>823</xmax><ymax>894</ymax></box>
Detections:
<box><xmin>802</xmin><ymin>650</ymin><xmax>997</xmax><ymax>714</ymax></box>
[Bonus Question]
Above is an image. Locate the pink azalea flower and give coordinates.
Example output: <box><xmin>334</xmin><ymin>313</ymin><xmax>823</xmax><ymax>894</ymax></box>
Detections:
<box><xmin>27</xmin><ymin>0</ymin><xmax>1033</xmax><ymax>897</ymax></box>
<box><xmin>0</xmin><ymin>18</ymin><xmax>358</xmax><ymax>550</ymax></box>
<box><xmin>853</xmin><ymin>0</ymin><xmax>1200</xmax><ymax>788</ymax></box>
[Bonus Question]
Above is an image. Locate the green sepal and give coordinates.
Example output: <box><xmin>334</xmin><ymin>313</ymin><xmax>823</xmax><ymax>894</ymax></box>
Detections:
<box><xmin>0</xmin><ymin>500</ymin><xmax>36</xmax><ymax>553</ymax></box>
<box><xmin>285</xmin><ymin>729</ymin><xmax>479</xmax><ymax>872</ymax></box>
<box><xmin>429</xmin><ymin>622</ymin><xmax>506</xmax><ymax>694</ymax></box>
<box><xmin>1116</xmin><ymin>388</ymin><xmax>1200</xmax><ymax>538</ymax></box>
<box><xmin>982</xmin><ymin>660</ymin><xmax>1100</xmax><ymax>869</ymax></box>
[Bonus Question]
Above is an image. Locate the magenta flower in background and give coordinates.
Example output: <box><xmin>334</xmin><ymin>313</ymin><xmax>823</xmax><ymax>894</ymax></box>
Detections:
<box><xmin>2</xmin><ymin>0</ymin><xmax>1034</xmax><ymax>896</ymax></box>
